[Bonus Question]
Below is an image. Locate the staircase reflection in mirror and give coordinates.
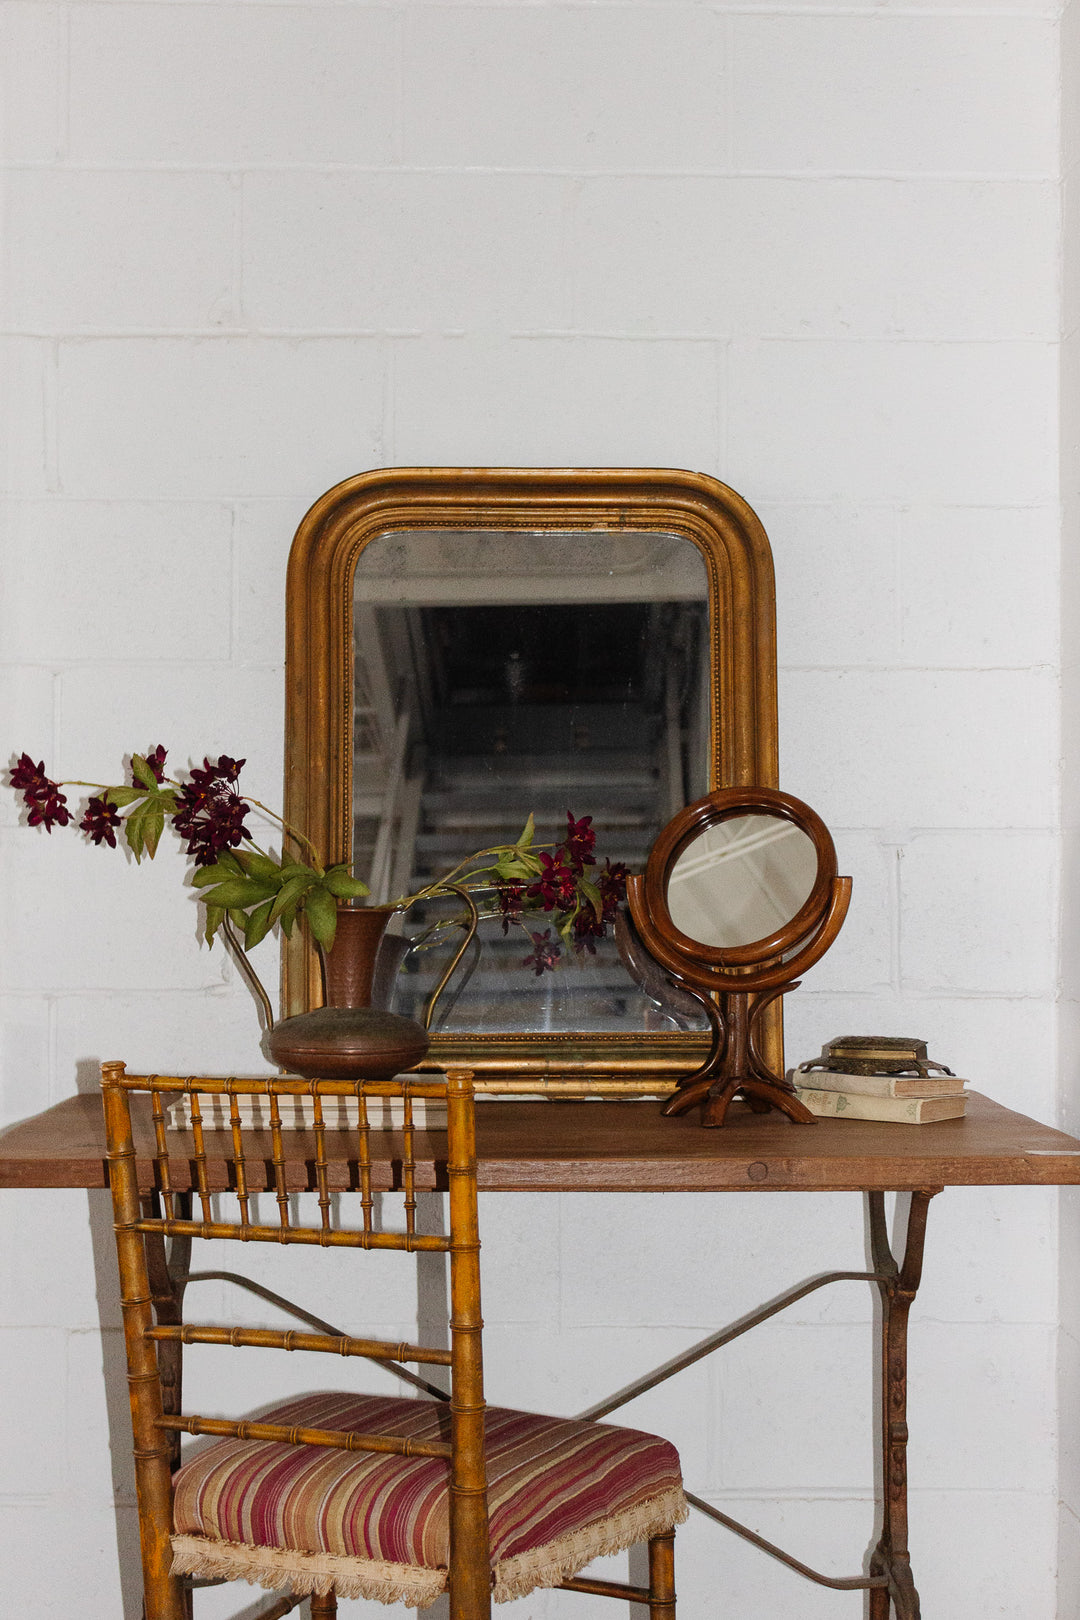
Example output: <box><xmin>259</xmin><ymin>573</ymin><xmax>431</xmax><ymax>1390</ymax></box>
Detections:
<box><xmin>352</xmin><ymin>529</ymin><xmax>711</xmax><ymax>1036</ymax></box>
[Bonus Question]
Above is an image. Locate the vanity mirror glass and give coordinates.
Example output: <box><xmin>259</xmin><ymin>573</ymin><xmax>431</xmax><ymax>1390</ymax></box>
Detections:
<box><xmin>666</xmin><ymin>814</ymin><xmax>819</xmax><ymax>951</ymax></box>
<box><xmin>351</xmin><ymin>528</ymin><xmax>708</xmax><ymax>1035</ymax></box>
<box><xmin>283</xmin><ymin>468</ymin><xmax>781</xmax><ymax>1088</ymax></box>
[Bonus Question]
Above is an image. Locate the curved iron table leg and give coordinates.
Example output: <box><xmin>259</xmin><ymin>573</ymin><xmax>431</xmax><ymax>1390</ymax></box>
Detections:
<box><xmin>868</xmin><ymin>1189</ymin><xmax>938</xmax><ymax>1619</ymax></box>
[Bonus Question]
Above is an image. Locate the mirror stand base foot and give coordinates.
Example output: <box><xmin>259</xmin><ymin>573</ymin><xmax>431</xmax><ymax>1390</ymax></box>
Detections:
<box><xmin>661</xmin><ymin>985</ymin><xmax>817</xmax><ymax>1128</ymax></box>
<box><xmin>700</xmin><ymin>1078</ymin><xmax>817</xmax><ymax>1129</ymax></box>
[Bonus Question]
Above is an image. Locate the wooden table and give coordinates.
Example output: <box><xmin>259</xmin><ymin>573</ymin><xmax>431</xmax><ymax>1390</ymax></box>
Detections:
<box><xmin>4</xmin><ymin>1089</ymin><xmax>1080</xmax><ymax>1618</ymax></box>
<box><xmin>4</xmin><ymin>1088</ymin><xmax>1079</xmax><ymax>1193</ymax></box>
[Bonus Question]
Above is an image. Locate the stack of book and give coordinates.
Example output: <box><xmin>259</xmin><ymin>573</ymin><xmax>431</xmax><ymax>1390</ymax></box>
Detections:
<box><xmin>791</xmin><ymin>1064</ymin><xmax>969</xmax><ymax>1124</ymax></box>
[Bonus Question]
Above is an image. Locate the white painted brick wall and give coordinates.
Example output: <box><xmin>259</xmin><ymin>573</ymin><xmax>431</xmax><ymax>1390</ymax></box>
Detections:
<box><xmin>0</xmin><ymin>2</ymin><xmax>1069</xmax><ymax>1616</ymax></box>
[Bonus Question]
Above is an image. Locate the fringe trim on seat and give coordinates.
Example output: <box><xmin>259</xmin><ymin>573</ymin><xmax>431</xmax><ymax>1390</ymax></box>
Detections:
<box><xmin>171</xmin><ymin>1485</ymin><xmax>688</xmax><ymax>1610</ymax></box>
<box><xmin>169</xmin><ymin>1535</ymin><xmax>446</xmax><ymax>1609</ymax></box>
<box><xmin>493</xmin><ymin>1485</ymin><xmax>689</xmax><ymax>1604</ymax></box>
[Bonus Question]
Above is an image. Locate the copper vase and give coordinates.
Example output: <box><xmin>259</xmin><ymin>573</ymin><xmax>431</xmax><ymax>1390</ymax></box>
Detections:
<box><xmin>267</xmin><ymin>904</ymin><xmax>430</xmax><ymax>1081</ymax></box>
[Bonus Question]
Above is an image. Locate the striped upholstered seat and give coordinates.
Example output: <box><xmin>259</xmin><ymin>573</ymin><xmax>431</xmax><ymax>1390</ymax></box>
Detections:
<box><xmin>171</xmin><ymin>1392</ymin><xmax>687</xmax><ymax>1608</ymax></box>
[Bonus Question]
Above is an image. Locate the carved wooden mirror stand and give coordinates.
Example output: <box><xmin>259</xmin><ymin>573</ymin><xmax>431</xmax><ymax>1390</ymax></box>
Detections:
<box><xmin>626</xmin><ymin>787</ymin><xmax>852</xmax><ymax>1127</ymax></box>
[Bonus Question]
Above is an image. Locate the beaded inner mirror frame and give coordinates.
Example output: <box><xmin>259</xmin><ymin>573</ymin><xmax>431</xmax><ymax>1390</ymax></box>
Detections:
<box><xmin>625</xmin><ymin>787</ymin><xmax>852</xmax><ymax>1128</ymax></box>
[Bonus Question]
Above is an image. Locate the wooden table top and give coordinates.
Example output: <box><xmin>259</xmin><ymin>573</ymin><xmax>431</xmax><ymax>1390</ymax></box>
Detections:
<box><xmin>3</xmin><ymin>1090</ymin><xmax>1080</xmax><ymax>1194</ymax></box>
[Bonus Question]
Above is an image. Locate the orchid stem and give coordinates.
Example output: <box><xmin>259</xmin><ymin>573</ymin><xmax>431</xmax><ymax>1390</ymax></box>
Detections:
<box><xmin>241</xmin><ymin>798</ymin><xmax>324</xmax><ymax>865</ymax></box>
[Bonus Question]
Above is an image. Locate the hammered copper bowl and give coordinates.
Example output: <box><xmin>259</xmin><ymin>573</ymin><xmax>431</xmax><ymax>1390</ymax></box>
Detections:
<box><xmin>267</xmin><ymin>1006</ymin><xmax>430</xmax><ymax>1081</ymax></box>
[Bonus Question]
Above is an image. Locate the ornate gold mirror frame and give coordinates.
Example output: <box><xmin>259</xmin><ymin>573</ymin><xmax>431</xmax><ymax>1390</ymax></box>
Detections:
<box><xmin>283</xmin><ymin>467</ymin><xmax>779</xmax><ymax>1093</ymax></box>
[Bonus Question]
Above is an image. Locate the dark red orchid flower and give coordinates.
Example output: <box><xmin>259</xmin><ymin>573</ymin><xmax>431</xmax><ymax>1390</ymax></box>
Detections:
<box><xmin>80</xmin><ymin>796</ymin><xmax>122</xmax><ymax>848</ymax></box>
<box><xmin>571</xmin><ymin>905</ymin><xmax>605</xmax><ymax>955</ymax></box>
<box><xmin>598</xmin><ymin>859</ymin><xmax>628</xmax><ymax>922</ymax></box>
<box><xmin>526</xmin><ymin>851</ymin><xmax>577</xmax><ymax>913</ymax></box>
<box><xmin>145</xmin><ymin>744</ymin><xmax>168</xmax><ymax>783</ymax></box>
<box><xmin>563</xmin><ymin>811</ymin><xmax>596</xmax><ymax>872</ymax></box>
<box><xmin>522</xmin><ymin>928</ymin><xmax>561</xmax><ymax>976</ymax></box>
<box><xmin>495</xmin><ymin>880</ymin><xmax>524</xmax><ymax>935</ymax></box>
<box><xmin>9</xmin><ymin>753</ymin><xmax>70</xmax><ymax>832</ymax></box>
<box><xmin>173</xmin><ymin>755</ymin><xmax>250</xmax><ymax>866</ymax></box>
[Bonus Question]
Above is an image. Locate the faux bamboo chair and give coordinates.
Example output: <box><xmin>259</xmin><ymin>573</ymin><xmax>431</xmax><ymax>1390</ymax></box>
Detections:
<box><xmin>101</xmin><ymin>1063</ymin><xmax>687</xmax><ymax>1619</ymax></box>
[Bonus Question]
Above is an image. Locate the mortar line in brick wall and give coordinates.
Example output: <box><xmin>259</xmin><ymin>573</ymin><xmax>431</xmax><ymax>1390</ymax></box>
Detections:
<box><xmin>44</xmin><ymin>339</ymin><xmax>59</xmax><ymax>493</ymax></box>
<box><xmin>21</xmin><ymin>328</ymin><xmax>409</xmax><ymax>340</ymax></box>
<box><xmin>57</xmin><ymin>7</ymin><xmax>70</xmax><ymax>162</ymax></box>
<box><xmin>40</xmin><ymin>0</ymin><xmax>1063</xmax><ymax>8</ymax></box>
<box><xmin>869</xmin><ymin>826</ymin><xmax>1060</xmax><ymax>836</ymax></box>
<box><xmin>0</xmin><ymin>160</ymin><xmax>1061</xmax><ymax>182</ymax></box>
<box><xmin>383</xmin><ymin>334</ymin><xmax>396</xmax><ymax>462</ymax></box>
<box><xmin>724</xmin><ymin>13</ymin><xmax>735</xmax><ymax>171</ymax></box>
<box><xmin>0</xmin><ymin>656</ymin><xmax>271</xmax><ymax>675</ymax></box>
<box><xmin>712</xmin><ymin>4</ymin><xmax>1059</xmax><ymax>13</ymax></box>
<box><xmin>228</xmin><ymin>504</ymin><xmax>241</xmax><ymax>663</ymax></box>
<box><xmin>0</xmin><ymin>494</ymin><xmax>268</xmax><ymax>506</ymax></box>
<box><xmin>0</xmin><ymin>495</ymin><xmax>1038</xmax><ymax>514</ymax></box>
<box><xmin>0</xmin><ymin>327</ymin><xmax>1062</xmax><ymax>345</ymax></box>
<box><xmin>516</xmin><ymin>330</ymin><xmax>1057</xmax><ymax>344</ymax></box>
<box><xmin>778</xmin><ymin>661</ymin><xmax>1058</xmax><ymax>672</ymax></box>
<box><xmin>393</xmin><ymin>7</ymin><xmax>405</xmax><ymax>169</ymax></box>
<box><xmin>799</xmin><ymin>987</ymin><xmax>1058</xmax><ymax>1001</ymax></box>
<box><xmin>51</xmin><ymin>2</ymin><xmax>1062</xmax><ymax>14</ymax></box>
<box><xmin>47</xmin><ymin>996</ymin><xmax>58</xmax><ymax>1108</ymax></box>
<box><xmin>231</xmin><ymin>171</ymin><xmax>245</xmax><ymax>329</ymax></box>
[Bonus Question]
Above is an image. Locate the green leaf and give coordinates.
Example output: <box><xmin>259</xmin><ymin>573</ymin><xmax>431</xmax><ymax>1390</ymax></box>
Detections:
<box><xmin>105</xmin><ymin>786</ymin><xmax>146</xmax><ymax>809</ymax></box>
<box><xmin>243</xmin><ymin>897</ymin><xmax>276</xmax><ymax>949</ymax></box>
<box><xmin>228</xmin><ymin>908</ymin><xmax>248</xmax><ymax>932</ymax></box>
<box><xmin>269</xmin><ymin>871</ymin><xmax>317</xmax><ymax>925</ymax></box>
<box><xmin>190</xmin><ymin>860</ymin><xmax>239</xmax><ymax>889</ymax></box>
<box><xmin>203</xmin><ymin>904</ymin><xmax>224</xmax><ymax>945</ymax></box>
<box><xmin>516</xmin><ymin>813</ymin><xmax>536</xmax><ymax>849</ymax></box>
<box><xmin>235</xmin><ymin>849</ymin><xmax>282</xmax><ymax>881</ymax></box>
<box><xmin>125</xmin><ymin>800</ymin><xmax>147</xmax><ymax>862</ymax></box>
<box><xmin>190</xmin><ymin>852</ymin><xmax>243</xmax><ymax>885</ymax></box>
<box><xmin>199</xmin><ymin>877</ymin><xmax>277</xmax><ymax>910</ymax></box>
<box><xmin>495</xmin><ymin>855</ymin><xmax>534</xmax><ymax>881</ymax></box>
<box><xmin>141</xmin><ymin>802</ymin><xmax>165</xmax><ymax>860</ymax></box>
<box><xmin>304</xmin><ymin>884</ymin><xmax>338</xmax><ymax>950</ymax></box>
<box><xmin>279</xmin><ymin>861</ymin><xmax>315</xmax><ymax>880</ymax></box>
<box><xmin>279</xmin><ymin>905</ymin><xmax>298</xmax><ymax>939</ymax></box>
<box><xmin>130</xmin><ymin>754</ymin><xmax>158</xmax><ymax>791</ymax></box>
<box><xmin>577</xmin><ymin>876</ymin><xmax>603</xmax><ymax>920</ymax></box>
<box><xmin>324</xmin><ymin>866</ymin><xmax>370</xmax><ymax>900</ymax></box>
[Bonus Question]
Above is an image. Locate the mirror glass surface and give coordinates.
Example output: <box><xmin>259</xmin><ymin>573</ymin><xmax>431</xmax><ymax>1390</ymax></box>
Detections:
<box><xmin>352</xmin><ymin>528</ymin><xmax>710</xmax><ymax>1034</ymax></box>
<box><xmin>666</xmin><ymin>813</ymin><xmax>818</xmax><ymax>949</ymax></box>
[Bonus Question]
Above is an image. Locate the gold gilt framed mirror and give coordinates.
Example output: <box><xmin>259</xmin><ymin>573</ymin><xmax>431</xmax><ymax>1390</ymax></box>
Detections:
<box><xmin>282</xmin><ymin>467</ymin><xmax>779</xmax><ymax>1095</ymax></box>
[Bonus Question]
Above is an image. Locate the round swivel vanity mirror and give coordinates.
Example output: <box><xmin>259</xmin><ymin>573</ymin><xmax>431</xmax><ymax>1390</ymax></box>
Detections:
<box><xmin>626</xmin><ymin>788</ymin><xmax>852</xmax><ymax>1128</ymax></box>
<box><xmin>666</xmin><ymin>814</ymin><xmax>820</xmax><ymax>952</ymax></box>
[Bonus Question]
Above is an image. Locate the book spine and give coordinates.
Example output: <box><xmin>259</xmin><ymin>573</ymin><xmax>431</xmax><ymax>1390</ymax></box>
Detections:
<box><xmin>793</xmin><ymin>1088</ymin><xmax>964</xmax><ymax>1123</ymax></box>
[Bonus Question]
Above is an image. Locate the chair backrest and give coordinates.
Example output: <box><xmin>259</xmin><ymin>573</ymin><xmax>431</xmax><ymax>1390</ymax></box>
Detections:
<box><xmin>100</xmin><ymin>1061</ymin><xmax>489</xmax><ymax>1619</ymax></box>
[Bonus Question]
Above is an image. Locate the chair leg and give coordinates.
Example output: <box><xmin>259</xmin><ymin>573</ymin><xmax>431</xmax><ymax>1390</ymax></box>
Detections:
<box><xmin>309</xmin><ymin>1592</ymin><xmax>337</xmax><ymax>1618</ymax></box>
<box><xmin>647</xmin><ymin>1532</ymin><xmax>676</xmax><ymax>1620</ymax></box>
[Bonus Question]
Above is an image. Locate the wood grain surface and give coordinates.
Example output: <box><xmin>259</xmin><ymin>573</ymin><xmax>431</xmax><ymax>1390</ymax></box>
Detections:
<box><xmin>3</xmin><ymin>1091</ymin><xmax>1080</xmax><ymax>1194</ymax></box>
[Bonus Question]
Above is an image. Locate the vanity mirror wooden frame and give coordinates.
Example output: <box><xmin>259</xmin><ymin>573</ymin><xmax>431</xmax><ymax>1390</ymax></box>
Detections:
<box><xmin>283</xmin><ymin>466</ymin><xmax>780</xmax><ymax>1092</ymax></box>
